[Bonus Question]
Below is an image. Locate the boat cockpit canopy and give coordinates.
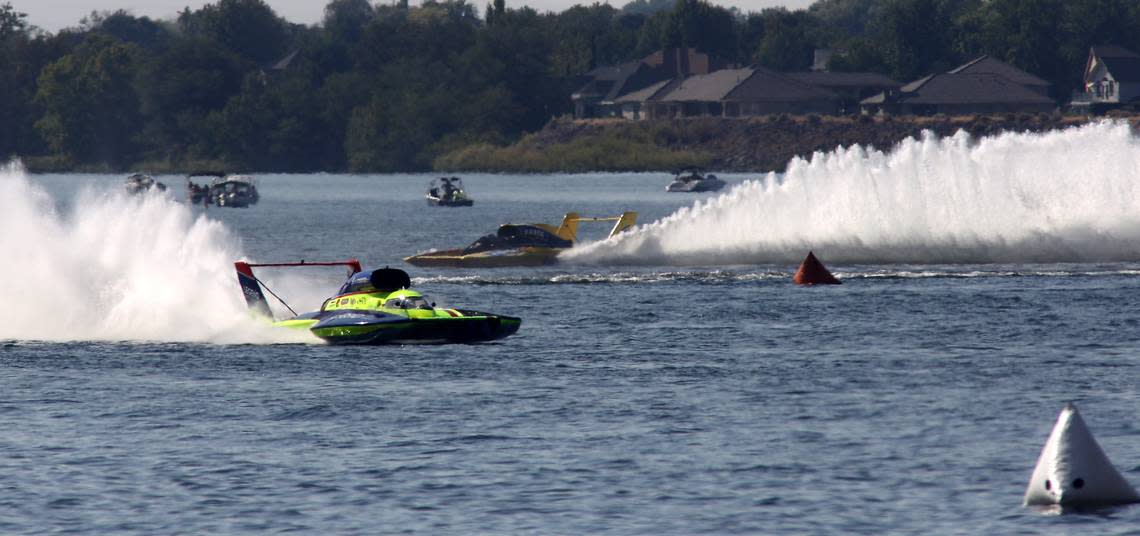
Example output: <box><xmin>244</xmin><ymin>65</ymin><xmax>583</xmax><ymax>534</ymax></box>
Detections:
<box><xmin>337</xmin><ymin>268</ymin><xmax>411</xmax><ymax>295</ymax></box>
<box><xmin>383</xmin><ymin>295</ymin><xmax>432</xmax><ymax>310</ymax></box>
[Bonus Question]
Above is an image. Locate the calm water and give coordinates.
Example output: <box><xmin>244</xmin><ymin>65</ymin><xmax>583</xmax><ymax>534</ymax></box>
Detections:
<box><xmin>3</xmin><ymin>171</ymin><xmax>1140</xmax><ymax>534</ymax></box>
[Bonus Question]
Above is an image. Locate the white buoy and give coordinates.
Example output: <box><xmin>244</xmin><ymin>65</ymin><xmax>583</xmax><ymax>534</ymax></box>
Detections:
<box><xmin>1024</xmin><ymin>403</ymin><xmax>1140</xmax><ymax>507</ymax></box>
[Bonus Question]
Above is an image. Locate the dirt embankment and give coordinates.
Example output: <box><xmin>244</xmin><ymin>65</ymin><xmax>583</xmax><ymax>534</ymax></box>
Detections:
<box><xmin>437</xmin><ymin>113</ymin><xmax>1122</xmax><ymax>173</ymax></box>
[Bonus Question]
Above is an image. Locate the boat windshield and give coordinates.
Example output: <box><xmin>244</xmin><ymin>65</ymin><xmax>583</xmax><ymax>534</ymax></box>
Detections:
<box><xmin>384</xmin><ymin>296</ymin><xmax>433</xmax><ymax>310</ymax></box>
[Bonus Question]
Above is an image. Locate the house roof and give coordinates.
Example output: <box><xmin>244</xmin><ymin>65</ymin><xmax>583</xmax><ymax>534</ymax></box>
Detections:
<box><xmin>863</xmin><ymin>73</ymin><xmax>1055</xmax><ymax>105</ymax></box>
<box><xmin>604</xmin><ymin>64</ymin><xmax>673</xmax><ymax>102</ymax></box>
<box><xmin>786</xmin><ymin>71</ymin><xmax>898</xmax><ymax>89</ymax></box>
<box><xmin>724</xmin><ymin>66</ymin><xmax>837</xmax><ymax>102</ymax></box>
<box><xmin>949</xmin><ymin>55</ymin><xmax>1050</xmax><ymax>88</ymax></box>
<box><xmin>1090</xmin><ymin>45</ymin><xmax>1140</xmax><ymax>83</ymax></box>
<box><xmin>572</xmin><ymin>79</ymin><xmax>616</xmax><ymax>100</ymax></box>
<box><xmin>658</xmin><ymin>68</ymin><xmax>755</xmax><ymax>102</ymax></box>
<box><xmin>657</xmin><ymin>66</ymin><xmax>836</xmax><ymax>103</ymax></box>
<box><xmin>614</xmin><ymin>78</ymin><xmax>676</xmax><ymax>103</ymax></box>
<box><xmin>576</xmin><ymin>61</ymin><xmax>673</xmax><ymax>102</ymax></box>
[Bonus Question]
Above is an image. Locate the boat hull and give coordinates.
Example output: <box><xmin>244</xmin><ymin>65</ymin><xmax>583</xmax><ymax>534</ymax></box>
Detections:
<box><xmin>306</xmin><ymin>310</ymin><xmax>521</xmax><ymax>345</ymax></box>
<box><xmin>404</xmin><ymin>247</ymin><xmax>560</xmax><ymax>268</ymax></box>
<box><xmin>667</xmin><ymin>178</ymin><xmax>726</xmax><ymax>192</ymax></box>
<box><xmin>426</xmin><ymin>196</ymin><xmax>474</xmax><ymax>207</ymax></box>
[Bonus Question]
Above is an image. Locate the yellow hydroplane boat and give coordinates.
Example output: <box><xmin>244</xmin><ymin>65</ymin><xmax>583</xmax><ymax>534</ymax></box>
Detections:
<box><xmin>404</xmin><ymin>211</ymin><xmax>637</xmax><ymax>268</ymax></box>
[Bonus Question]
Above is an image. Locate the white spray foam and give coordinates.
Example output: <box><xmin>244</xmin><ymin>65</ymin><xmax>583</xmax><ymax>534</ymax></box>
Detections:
<box><xmin>0</xmin><ymin>163</ymin><xmax>315</xmax><ymax>344</ymax></box>
<box><xmin>566</xmin><ymin>121</ymin><xmax>1140</xmax><ymax>265</ymax></box>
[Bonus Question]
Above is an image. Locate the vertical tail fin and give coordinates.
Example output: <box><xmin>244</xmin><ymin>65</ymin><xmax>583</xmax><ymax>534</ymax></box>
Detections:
<box><xmin>608</xmin><ymin>211</ymin><xmax>638</xmax><ymax>238</ymax></box>
<box><xmin>234</xmin><ymin>261</ymin><xmax>273</xmax><ymax>319</ymax></box>
<box><xmin>555</xmin><ymin>212</ymin><xmax>581</xmax><ymax>241</ymax></box>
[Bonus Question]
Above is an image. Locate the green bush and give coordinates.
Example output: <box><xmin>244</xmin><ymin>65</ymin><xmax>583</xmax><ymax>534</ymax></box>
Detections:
<box><xmin>433</xmin><ymin>128</ymin><xmax>713</xmax><ymax>172</ymax></box>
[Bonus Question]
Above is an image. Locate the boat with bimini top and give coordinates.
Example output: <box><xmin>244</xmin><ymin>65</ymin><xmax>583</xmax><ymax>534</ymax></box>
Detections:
<box><xmin>187</xmin><ymin>172</ymin><xmax>260</xmax><ymax>207</ymax></box>
<box><xmin>426</xmin><ymin>177</ymin><xmax>474</xmax><ymax>206</ymax></box>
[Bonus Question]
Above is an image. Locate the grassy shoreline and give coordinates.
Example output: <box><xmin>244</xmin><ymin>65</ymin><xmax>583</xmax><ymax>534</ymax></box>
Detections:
<box><xmin>434</xmin><ymin>114</ymin><xmax>1103</xmax><ymax>174</ymax></box>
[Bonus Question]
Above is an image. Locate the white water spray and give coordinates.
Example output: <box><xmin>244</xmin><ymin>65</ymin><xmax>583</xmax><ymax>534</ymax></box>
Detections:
<box><xmin>0</xmin><ymin>163</ymin><xmax>313</xmax><ymax>343</ymax></box>
<box><xmin>567</xmin><ymin>121</ymin><xmax>1140</xmax><ymax>265</ymax></box>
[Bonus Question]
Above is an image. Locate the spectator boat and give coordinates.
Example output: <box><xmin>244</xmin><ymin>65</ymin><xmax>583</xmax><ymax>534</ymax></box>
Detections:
<box><xmin>666</xmin><ymin>167</ymin><xmax>726</xmax><ymax>192</ymax></box>
<box><xmin>426</xmin><ymin>177</ymin><xmax>474</xmax><ymax>206</ymax></box>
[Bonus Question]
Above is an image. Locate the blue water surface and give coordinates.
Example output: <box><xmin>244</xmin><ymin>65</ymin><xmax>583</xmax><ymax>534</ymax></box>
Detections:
<box><xmin>3</xmin><ymin>173</ymin><xmax>1139</xmax><ymax>534</ymax></box>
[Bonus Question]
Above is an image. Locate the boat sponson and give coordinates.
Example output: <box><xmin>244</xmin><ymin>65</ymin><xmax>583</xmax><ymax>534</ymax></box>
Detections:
<box><xmin>404</xmin><ymin>248</ymin><xmax>559</xmax><ymax>268</ymax></box>
<box><xmin>310</xmin><ymin>309</ymin><xmax>520</xmax><ymax>344</ymax></box>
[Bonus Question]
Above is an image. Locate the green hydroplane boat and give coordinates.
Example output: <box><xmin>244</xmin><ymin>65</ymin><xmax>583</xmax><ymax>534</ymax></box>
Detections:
<box><xmin>235</xmin><ymin>260</ymin><xmax>520</xmax><ymax>344</ymax></box>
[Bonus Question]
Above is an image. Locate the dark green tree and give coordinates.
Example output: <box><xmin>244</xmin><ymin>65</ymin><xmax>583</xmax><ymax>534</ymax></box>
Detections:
<box><xmin>34</xmin><ymin>36</ymin><xmax>143</xmax><ymax>166</ymax></box>
<box><xmin>661</xmin><ymin>0</ymin><xmax>736</xmax><ymax>60</ymax></box>
<box><xmin>180</xmin><ymin>0</ymin><xmax>288</xmax><ymax>64</ymax></box>
<box><xmin>135</xmin><ymin>39</ymin><xmax>245</xmax><ymax>162</ymax></box>
<box><xmin>873</xmin><ymin>0</ymin><xmax>956</xmax><ymax>80</ymax></box>
<box><xmin>621</xmin><ymin>0</ymin><xmax>673</xmax><ymax>16</ymax></box>
<box><xmin>0</xmin><ymin>1</ymin><xmax>27</xmax><ymax>39</ymax></box>
<box><xmin>753</xmin><ymin>8</ymin><xmax>815</xmax><ymax>70</ymax></box>
<box><xmin>323</xmin><ymin>0</ymin><xmax>374</xmax><ymax>43</ymax></box>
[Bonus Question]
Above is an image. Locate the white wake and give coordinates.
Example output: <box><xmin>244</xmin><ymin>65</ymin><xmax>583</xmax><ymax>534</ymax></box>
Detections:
<box><xmin>0</xmin><ymin>163</ymin><xmax>314</xmax><ymax>343</ymax></box>
<box><xmin>566</xmin><ymin>121</ymin><xmax>1140</xmax><ymax>265</ymax></box>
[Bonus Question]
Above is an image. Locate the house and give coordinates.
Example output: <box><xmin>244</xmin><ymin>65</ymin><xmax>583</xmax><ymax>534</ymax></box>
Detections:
<box><xmin>949</xmin><ymin>55</ymin><xmax>1051</xmax><ymax>96</ymax></box>
<box><xmin>1073</xmin><ymin>45</ymin><xmax>1140</xmax><ymax>108</ymax></box>
<box><xmin>570</xmin><ymin>48</ymin><xmax>735</xmax><ymax>118</ymax></box>
<box><xmin>628</xmin><ymin>66</ymin><xmax>839</xmax><ymax>119</ymax></box>
<box><xmin>861</xmin><ymin>73</ymin><xmax>1055</xmax><ymax>115</ymax></box>
<box><xmin>571</xmin><ymin>61</ymin><xmax>661</xmax><ymax>119</ymax></box>
<box><xmin>614</xmin><ymin>79</ymin><xmax>676</xmax><ymax>120</ymax></box>
<box><xmin>785</xmin><ymin>72</ymin><xmax>898</xmax><ymax>113</ymax></box>
<box><xmin>861</xmin><ymin>55</ymin><xmax>1056</xmax><ymax>115</ymax></box>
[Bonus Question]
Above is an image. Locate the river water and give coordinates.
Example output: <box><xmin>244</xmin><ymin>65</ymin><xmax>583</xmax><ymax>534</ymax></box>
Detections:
<box><xmin>3</xmin><ymin>122</ymin><xmax>1140</xmax><ymax>534</ymax></box>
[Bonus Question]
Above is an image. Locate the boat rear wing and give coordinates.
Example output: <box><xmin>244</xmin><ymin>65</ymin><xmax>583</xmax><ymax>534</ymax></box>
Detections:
<box><xmin>553</xmin><ymin>211</ymin><xmax>637</xmax><ymax>241</ymax></box>
<box><xmin>234</xmin><ymin>260</ymin><xmax>362</xmax><ymax>319</ymax></box>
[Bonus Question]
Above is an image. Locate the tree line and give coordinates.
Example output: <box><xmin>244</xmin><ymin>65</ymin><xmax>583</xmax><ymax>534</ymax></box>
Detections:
<box><xmin>2</xmin><ymin>0</ymin><xmax>1139</xmax><ymax>172</ymax></box>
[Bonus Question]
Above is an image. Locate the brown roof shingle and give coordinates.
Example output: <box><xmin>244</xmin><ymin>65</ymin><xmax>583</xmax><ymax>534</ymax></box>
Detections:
<box><xmin>786</xmin><ymin>71</ymin><xmax>898</xmax><ymax>89</ymax></box>
<box><xmin>656</xmin><ymin>66</ymin><xmax>837</xmax><ymax>103</ymax></box>
<box><xmin>872</xmin><ymin>73</ymin><xmax>1054</xmax><ymax>105</ymax></box>
<box><xmin>949</xmin><ymin>55</ymin><xmax>1050</xmax><ymax>88</ymax></box>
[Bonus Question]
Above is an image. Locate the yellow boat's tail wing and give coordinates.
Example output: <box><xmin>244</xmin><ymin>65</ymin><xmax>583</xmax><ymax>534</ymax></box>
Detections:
<box><xmin>553</xmin><ymin>212</ymin><xmax>581</xmax><ymax>241</ymax></box>
<box><xmin>608</xmin><ymin>211</ymin><xmax>637</xmax><ymax>238</ymax></box>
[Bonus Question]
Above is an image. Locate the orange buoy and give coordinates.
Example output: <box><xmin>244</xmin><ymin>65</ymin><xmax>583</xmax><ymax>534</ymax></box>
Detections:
<box><xmin>793</xmin><ymin>251</ymin><xmax>841</xmax><ymax>285</ymax></box>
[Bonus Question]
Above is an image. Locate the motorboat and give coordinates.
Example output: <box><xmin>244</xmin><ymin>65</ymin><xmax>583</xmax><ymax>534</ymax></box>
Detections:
<box><xmin>124</xmin><ymin>173</ymin><xmax>166</xmax><ymax>194</ymax></box>
<box><xmin>235</xmin><ymin>260</ymin><xmax>520</xmax><ymax>344</ymax></box>
<box><xmin>404</xmin><ymin>211</ymin><xmax>637</xmax><ymax>268</ymax></box>
<box><xmin>666</xmin><ymin>167</ymin><xmax>726</xmax><ymax>192</ymax></box>
<box><xmin>187</xmin><ymin>172</ymin><xmax>259</xmax><ymax>207</ymax></box>
<box><xmin>186</xmin><ymin>171</ymin><xmax>222</xmax><ymax>205</ymax></box>
<box><xmin>426</xmin><ymin>177</ymin><xmax>474</xmax><ymax>206</ymax></box>
<box><xmin>210</xmin><ymin>174</ymin><xmax>259</xmax><ymax>207</ymax></box>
